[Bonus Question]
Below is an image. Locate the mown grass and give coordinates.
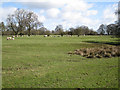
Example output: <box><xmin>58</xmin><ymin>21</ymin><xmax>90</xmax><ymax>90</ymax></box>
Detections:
<box><xmin>2</xmin><ymin>35</ymin><xmax>119</xmax><ymax>88</ymax></box>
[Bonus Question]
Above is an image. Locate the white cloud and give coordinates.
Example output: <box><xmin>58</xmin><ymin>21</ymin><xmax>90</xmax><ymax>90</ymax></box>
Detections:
<box><xmin>1</xmin><ymin>0</ymin><xmax>118</xmax><ymax>2</ymax></box>
<box><xmin>0</xmin><ymin>7</ymin><xmax>17</xmax><ymax>22</ymax></box>
<box><xmin>39</xmin><ymin>9</ymin><xmax>45</xmax><ymax>14</ymax></box>
<box><xmin>46</xmin><ymin>8</ymin><xmax>60</xmax><ymax>18</ymax></box>
<box><xmin>62</xmin><ymin>0</ymin><xmax>93</xmax><ymax>12</ymax></box>
<box><xmin>52</xmin><ymin>0</ymin><xmax>99</xmax><ymax>30</ymax></box>
<box><xmin>1</xmin><ymin>0</ymin><xmax>92</xmax><ymax>10</ymax></box>
<box><xmin>22</xmin><ymin>2</ymin><xmax>62</xmax><ymax>9</ymax></box>
<box><xmin>38</xmin><ymin>15</ymin><xmax>46</xmax><ymax>22</ymax></box>
<box><xmin>102</xmin><ymin>4</ymin><xmax>117</xmax><ymax>25</ymax></box>
<box><xmin>33</xmin><ymin>10</ymin><xmax>46</xmax><ymax>22</ymax></box>
<box><xmin>0</xmin><ymin>0</ymin><xmax>118</xmax><ymax>31</ymax></box>
<box><xmin>86</xmin><ymin>10</ymin><xmax>98</xmax><ymax>16</ymax></box>
<box><xmin>16</xmin><ymin>0</ymin><xmax>67</xmax><ymax>9</ymax></box>
<box><xmin>27</xmin><ymin>0</ymin><xmax>98</xmax><ymax>30</ymax></box>
<box><xmin>61</xmin><ymin>12</ymin><xmax>82</xmax><ymax>23</ymax></box>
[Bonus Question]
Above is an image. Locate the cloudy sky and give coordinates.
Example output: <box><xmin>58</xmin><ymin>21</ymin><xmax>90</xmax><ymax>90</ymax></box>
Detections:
<box><xmin>0</xmin><ymin>0</ymin><xmax>118</xmax><ymax>31</ymax></box>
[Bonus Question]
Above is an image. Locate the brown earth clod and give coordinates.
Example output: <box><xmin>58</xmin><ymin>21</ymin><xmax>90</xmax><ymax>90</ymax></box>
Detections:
<box><xmin>68</xmin><ymin>46</ymin><xmax>120</xmax><ymax>58</ymax></box>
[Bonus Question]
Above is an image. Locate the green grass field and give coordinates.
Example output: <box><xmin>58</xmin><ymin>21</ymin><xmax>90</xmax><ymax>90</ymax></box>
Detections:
<box><xmin>2</xmin><ymin>35</ymin><xmax>119</xmax><ymax>88</ymax></box>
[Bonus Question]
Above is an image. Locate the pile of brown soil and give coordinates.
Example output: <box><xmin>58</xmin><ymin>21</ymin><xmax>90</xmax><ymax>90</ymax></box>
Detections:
<box><xmin>68</xmin><ymin>46</ymin><xmax>120</xmax><ymax>58</ymax></box>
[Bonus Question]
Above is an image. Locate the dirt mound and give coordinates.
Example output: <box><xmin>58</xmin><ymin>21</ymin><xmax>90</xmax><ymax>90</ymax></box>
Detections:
<box><xmin>68</xmin><ymin>46</ymin><xmax>120</xmax><ymax>58</ymax></box>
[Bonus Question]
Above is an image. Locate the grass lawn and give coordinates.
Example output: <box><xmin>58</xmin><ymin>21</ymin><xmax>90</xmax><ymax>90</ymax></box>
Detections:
<box><xmin>2</xmin><ymin>35</ymin><xmax>119</xmax><ymax>88</ymax></box>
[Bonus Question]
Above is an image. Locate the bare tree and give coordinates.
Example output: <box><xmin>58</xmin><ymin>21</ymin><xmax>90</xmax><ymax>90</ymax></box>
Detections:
<box><xmin>74</xmin><ymin>27</ymin><xmax>82</xmax><ymax>36</ymax></box>
<box><xmin>106</xmin><ymin>24</ymin><xmax>117</xmax><ymax>35</ymax></box>
<box><xmin>6</xmin><ymin>9</ymin><xmax>27</xmax><ymax>35</ymax></box>
<box><xmin>38</xmin><ymin>27</ymin><xmax>47</xmax><ymax>35</ymax></box>
<box><xmin>74</xmin><ymin>26</ymin><xmax>89</xmax><ymax>36</ymax></box>
<box><xmin>97</xmin><ymin>24</ymin><xmax>106</xmax><ymax>35</ymax></box>
<box><xmin>116</xmin><ymin>1</ymin><xmax>120</xmax><ymax>37</ymax></box>
<box><xmin>0</xmin><ymin>22</ymin><xmax>5</xmax><ymax>35</ymax></box>
<box><xmin>6</xmin><ymin>14</ymin><xmax>19</xmax><ymax>35</ymax></box>
<box><xmin>6</xmin><ymin>9</ymin><xmax>43</xmax><ymax>36</ymax></box>
<box><xmin>69</xmin><ymin>27</ymin><xmax>74</xmax><ymax>36</ymax></box>
<box><xmin>24</xmin><ymin>11</ymin><xmax>43</xmax><ymax>36</ymax></box>
<box><xmin>34</xmin><ymin>21</ymin><xmax>43</xmax><ymax>30</ymax></box>
<box><xmin>55</xmin><ymin>25</ymin><xmax>64</xmax><ymax>36</ymax></box>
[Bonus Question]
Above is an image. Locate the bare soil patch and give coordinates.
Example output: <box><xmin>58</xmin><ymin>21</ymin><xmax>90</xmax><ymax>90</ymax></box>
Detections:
<box><xmin>68</xmin><ymin>46</ymin><xmax>120</xmax><ymax>58</ymax></box>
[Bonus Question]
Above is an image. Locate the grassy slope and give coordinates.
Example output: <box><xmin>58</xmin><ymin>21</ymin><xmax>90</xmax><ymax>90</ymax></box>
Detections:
<box><xmin>2</xmin><ymin>35</ymin><xmax>119</xmax><ymax>88</ymax></box>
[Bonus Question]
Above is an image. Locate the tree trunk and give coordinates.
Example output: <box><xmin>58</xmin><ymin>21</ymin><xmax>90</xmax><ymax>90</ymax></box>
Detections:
<box><xmin>28</xmin><ymin>24</ymin><xmax>31</xmax><ymax>36</ymax></box>
<box><xmin>15</xmin><ymin>32</ymin><xmax>18</xmax><ymax>35</ymax></box>
<box><xmin>28</xmin><ymin>29</ymin><xmax>30</xmax><ymax>36</ymax></box>
<box><xmin>11</xmin><ymin>25</ymin><xmax>18</xmax><ymax>35</ymax></box>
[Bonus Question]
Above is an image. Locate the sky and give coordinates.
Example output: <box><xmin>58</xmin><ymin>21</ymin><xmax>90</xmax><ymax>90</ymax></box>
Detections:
<box><xmin>0</xmin><ymin>0</ymin><xmax>119</xmax><ymax>31</ymax></box>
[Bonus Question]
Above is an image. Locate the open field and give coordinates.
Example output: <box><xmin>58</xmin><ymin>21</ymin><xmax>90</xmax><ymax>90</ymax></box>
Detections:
<box><xmin>2</xmin><ymin>35</ymin><xmax>119</xmax><ymax>88</ymax></box>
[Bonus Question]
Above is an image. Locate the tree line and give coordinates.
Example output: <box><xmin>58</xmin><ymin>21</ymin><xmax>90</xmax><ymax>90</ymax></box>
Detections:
<box><xmin>0</xmin><ymin>7</ymin><xmax>120</xmax><ymax>37</ymax></box>
<box><xmin>97</xmin><ymin>6</ymin><xmax>120</xmax><ymax>37</ymax></box>
<box><xmin>97</xmin><ymin>23</ymin><xmax>120</xmax><ymax>37</ymax></box>
<box><xmin>0</xmin><ymin>9</ymin><xmax>97</xmax><ymax>36</ymax></box>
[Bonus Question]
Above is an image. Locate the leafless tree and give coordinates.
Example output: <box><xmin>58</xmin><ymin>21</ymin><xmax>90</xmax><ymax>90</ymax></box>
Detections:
<box><xmin>97</xmin><ymin>24</ymin><xmax>106</xmax><ymax>35</ymax></box>
<box><xmin>0</xmin><ymin>22</ymin><xmax>5</xmax><ymax>35</ymax></box>
<box><xmin>24</xmin><ymin>11</ymin><xmax>43</xmax><ymax>36</ymax></box>
<box><xmin>6</xmin><ymin>9</ymin><xmax>43</xmax><ymax>36</ymax></box>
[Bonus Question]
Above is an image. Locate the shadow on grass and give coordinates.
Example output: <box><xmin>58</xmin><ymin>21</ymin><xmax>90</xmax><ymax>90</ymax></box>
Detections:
<box><xmin>83</xmin><ymin>41</ymin><xmax>120</xmax><ymax>46</ymax></box>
